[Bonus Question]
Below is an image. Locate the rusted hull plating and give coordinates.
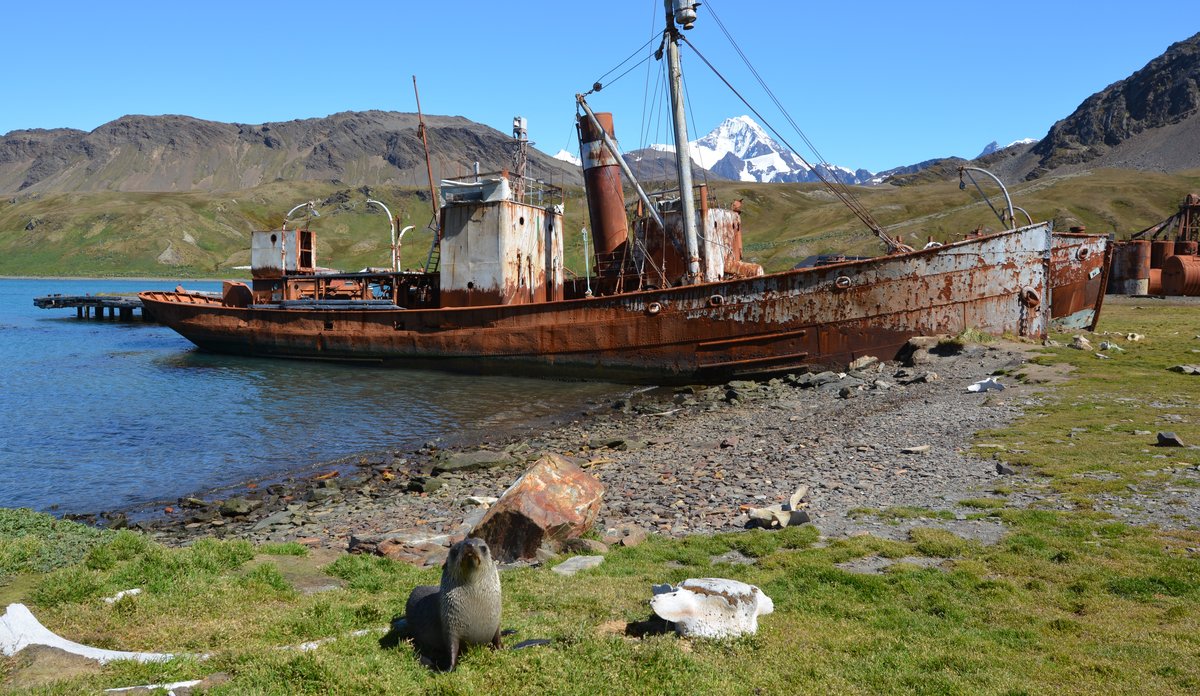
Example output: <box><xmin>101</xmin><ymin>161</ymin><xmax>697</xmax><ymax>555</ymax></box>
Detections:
<box><xmin>142</xmin><ymin>223</ymin><xmax>1104</xmax><ymax>384</ymax></box>
<box><xmin>1048</xmin><ymin>232</ymin><xmax>1110</xmax><ymax>331</ymax></box>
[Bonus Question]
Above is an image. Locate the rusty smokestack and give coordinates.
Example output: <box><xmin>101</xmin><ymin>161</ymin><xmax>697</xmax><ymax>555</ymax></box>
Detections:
<box><xmin>577</xmin><ymin>112</ymin><xmax>628</xmax><ymax>256</ymax></box>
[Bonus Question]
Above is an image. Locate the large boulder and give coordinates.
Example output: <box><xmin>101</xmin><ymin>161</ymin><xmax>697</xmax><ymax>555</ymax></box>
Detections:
<box><xmin>471</xmin><ymin>454</ymin><xmax>604</xmax><ymax>562</ymax></box>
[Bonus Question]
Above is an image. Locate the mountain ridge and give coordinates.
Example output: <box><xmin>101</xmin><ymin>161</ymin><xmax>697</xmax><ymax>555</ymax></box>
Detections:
<box><xmin>0</xmin><ymin>110</ymin><xmax>580</xmax><ymax>195</ymax></box>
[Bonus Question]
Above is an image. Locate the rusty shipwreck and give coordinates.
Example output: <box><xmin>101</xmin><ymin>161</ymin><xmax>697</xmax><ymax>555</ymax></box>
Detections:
<box><xmin>141</xmin><ymin>1</ymin><xmax>1109</xmax><ymax>384</ymax></box>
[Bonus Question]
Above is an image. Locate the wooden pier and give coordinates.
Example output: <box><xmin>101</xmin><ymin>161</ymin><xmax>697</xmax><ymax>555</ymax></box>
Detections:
<box><xmin>33</xmin><ymin>294</ymin><xmax>154</xmax><ymax>322</ymax></box>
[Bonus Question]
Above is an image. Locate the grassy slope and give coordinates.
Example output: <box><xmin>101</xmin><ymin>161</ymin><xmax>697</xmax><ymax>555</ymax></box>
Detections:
<box><xmin>2</xmin><ymin>168</ymin><xmax>1198</xmax><ymax>278</ymax></box>
<box><xmin>2</xmin><ymin>302</ymin><xmax>1199</xmax><ymax>694</ymax></box>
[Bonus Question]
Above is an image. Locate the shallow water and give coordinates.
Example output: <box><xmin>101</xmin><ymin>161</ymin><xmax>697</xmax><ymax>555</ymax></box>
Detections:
<box><xmin>0</xmin><ymin>278</ymin><xmax>626</xmax><ymax>514</ymax></box>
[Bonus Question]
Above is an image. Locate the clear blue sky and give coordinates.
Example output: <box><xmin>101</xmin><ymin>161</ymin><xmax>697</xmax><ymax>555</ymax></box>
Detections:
<box><xmin>5</xmin><ymin>0</ymin><xmax>1194</xmax><ymax>173</ymax></box>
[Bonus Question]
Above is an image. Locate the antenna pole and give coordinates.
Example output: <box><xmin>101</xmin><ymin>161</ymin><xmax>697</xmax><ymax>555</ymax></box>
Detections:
<box><xmin>664</xmin><ymin>0</ymin><xmax>701</xmax><ymax>284</ymax></box>
<box><xmin>413</xmin><ymin>76</ymin><xmax>441</xmax><ymax>242</ymax></box>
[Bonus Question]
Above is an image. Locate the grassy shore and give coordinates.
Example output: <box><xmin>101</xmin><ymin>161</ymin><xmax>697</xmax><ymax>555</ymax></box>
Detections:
<box><xmin>2</xmin><ymin>300</ymin><xmax>1199</xmax><ymax>694</ymax></box>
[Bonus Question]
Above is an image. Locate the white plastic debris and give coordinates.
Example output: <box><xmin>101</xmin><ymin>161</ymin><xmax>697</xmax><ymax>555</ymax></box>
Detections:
<box><xmin>105</xmin><ymin>680</ymin><xmax>203</xmax><ymax>694</ymax></box>
<box><xmin>1</xmin><ymin>603</ymin><xmax>175</xmax><ymax>664</ymax></box>
<box><xmin>649</xmin><ymin>578</ymin><xmax>774</xmax><ymax>638</ymax></box>
<box><xmin>966</xmin><ymin>377</ymin><xmax>1005</xmax><ymax>393</ymax></box>
<box><xmin>102</xmin><ymin>588</ymin><xmax>142</xmax><ymax>604</ymax></box>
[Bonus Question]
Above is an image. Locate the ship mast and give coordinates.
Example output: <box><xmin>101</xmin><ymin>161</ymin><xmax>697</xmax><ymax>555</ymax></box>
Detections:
<box><xmin>664</xmin><ymin>0</ymin><xmax>702</xmax><ymax>284</ymax></box>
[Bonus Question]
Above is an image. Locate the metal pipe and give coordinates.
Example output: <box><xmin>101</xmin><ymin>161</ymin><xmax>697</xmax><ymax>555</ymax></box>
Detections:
<box><xmin>664</xmin><ymin>0</ymin><xmax>701</xmax><ymax>283</ymax></box>
<box><xmin>582</xmin><ymin>227</ymin><xmax>593</xmax><ymax>297</ymax></box>
<box><xmin>1014</xmin><ymin>206</ymin><xmax>1034</xmax><ymax>227</ymax></box>
<box><xmin>366</xmin><ymin>199</ymin><xmax>397</xmax><ymax>271</ymax></box>
<box><xmin>576</xmin><ymin>95</ymin><xmax>665</xmax><ymax>232</ymax></box>
<box><xmin>958</xmin><ymin>166</ymin><xmax>1015</xmax><ymax>230</ymax></box>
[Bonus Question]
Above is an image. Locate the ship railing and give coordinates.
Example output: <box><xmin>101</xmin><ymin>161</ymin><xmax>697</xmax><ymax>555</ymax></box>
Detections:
<box><xmin>441</xmin><ymin>168</ymin><xmax>562</xmax><ymax>206</ymax></box>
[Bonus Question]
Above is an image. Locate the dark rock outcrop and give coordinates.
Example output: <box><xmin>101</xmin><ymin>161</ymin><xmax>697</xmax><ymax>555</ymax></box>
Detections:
<box><xmin>1027</xmin><ymin>32</ymin><xmax>1200</xmax><ymax>178</ymax></box>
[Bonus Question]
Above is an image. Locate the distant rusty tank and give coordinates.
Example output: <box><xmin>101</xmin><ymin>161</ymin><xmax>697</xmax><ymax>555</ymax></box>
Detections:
<box><xmin>1106</xmin><ymin>240</ymin><xmax>1150</xmax><ymax>295</ymax></box>
<box><xmin>1175</xmin><ymin>240</ymin><xmax>1199</xmax><ymax>256</ymax></box>
<box><xmin>1150</xmin><ymin>240</ymin><xmax>1176</xmax><ymax>268</ymax></box>
<box><xmin>1162</xmin><ymin>254</ymin><xmax>1200</xmax><ymax>296</ymax></box>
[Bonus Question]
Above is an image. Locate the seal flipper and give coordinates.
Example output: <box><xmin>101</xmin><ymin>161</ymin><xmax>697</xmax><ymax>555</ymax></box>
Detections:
<box><xmin>446</xmin><ymin>633</ymin><xmax>460</xmax><ymax>672</ymax></box>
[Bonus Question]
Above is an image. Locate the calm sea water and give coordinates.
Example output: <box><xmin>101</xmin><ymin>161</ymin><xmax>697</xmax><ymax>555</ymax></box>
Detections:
<box><xmin>0</xmin><ymin>278</ymin><xmax>627</xmax><ymax>514</ymax></box>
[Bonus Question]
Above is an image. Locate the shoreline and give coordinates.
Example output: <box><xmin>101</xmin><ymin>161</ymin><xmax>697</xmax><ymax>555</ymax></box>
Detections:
<box><xmin>66</xmin><ymin>384</ymin><xmax>641</xmax><ymax>529</ymax></box>
<box><xmin>110</xmin><ymin>338</ymin><xmax>1063</xmax><ymax>556</ymax></box>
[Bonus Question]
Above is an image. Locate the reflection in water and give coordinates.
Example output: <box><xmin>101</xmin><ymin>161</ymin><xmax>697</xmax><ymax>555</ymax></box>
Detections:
<box><xmin>0</xmin><ymin>278</ymin><xmax>628</xmax><ymax>514</ymax></box>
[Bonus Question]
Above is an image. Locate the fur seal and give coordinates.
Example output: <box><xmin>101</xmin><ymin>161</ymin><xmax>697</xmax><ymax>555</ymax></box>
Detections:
<box><xmin>402</xmin><ymin>537</ymin><xmax>502</xmax><ymax>670</ymax></box>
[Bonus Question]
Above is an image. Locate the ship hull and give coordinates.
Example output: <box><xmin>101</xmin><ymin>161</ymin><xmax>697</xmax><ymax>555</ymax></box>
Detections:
<box><xmin>142</xmin><ymin>224</ymin><xmax>1107</xmax><ymax>384</ymax></box>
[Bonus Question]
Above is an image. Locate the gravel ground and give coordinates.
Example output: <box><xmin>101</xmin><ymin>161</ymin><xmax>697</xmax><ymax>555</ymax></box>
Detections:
<box><xmin>122</xmin><ymin>331</ymin><xmax>1200</xmax><ymax>564</ymax></box>
<box><xmin>128</xmin><ymin>338</ymin><xmax>1092</xmax><ymax>559</ymax></box>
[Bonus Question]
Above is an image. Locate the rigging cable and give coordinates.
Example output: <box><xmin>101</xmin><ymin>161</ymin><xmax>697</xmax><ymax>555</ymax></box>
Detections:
<box><xmin>691</xmin><ymin>5</ymin><xmax>910</xmax><ymax>252</ymax></box>
<box><xmin>679</xmin><ymin>34</ymin><xmax>909</xmax><ymax>253</ymax></box>
<box><xmin>588</xmin><ymin>33</ymin><xmax>661</xmax><ymax>95</ymax></box>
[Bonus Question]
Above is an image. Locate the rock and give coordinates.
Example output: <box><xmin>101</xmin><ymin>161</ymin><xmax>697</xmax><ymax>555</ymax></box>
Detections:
<box><xmin>649</xmin><ymin>578</ymin><xmax>774</xmax><ymax>638</ymax></box>
<box><xmin>710</xmin><ymin>550</ymin><xmax>756</xmax><ymax>565</ymax></box>
<box><xmin>561</xmin><ymin>538</ymin><xmax>609</xmax><ymax>554</ymax></box>
<box><xmin>901</xmin><ymin>445</ymin><xmax>931</xmax><ymax>455</ymax></box>
<box><xmin>1156</xmin><ymin>432</ymin><xmax>1186</xmax><ymax>447</ymax></box>
<box><xmin>407</xmin><ymin>476</ymin><xmax>445</xmax><ymax>494</ymax></box>
<box><xmin>463</xmin><ymin>496</ymin><xmax>499</xmax><ymax>507</ymax></box>
<box><xmin>552</xmin><ymin>555</ymin><xmax>604</xmax><ymax>576</ymax></box>
<box><xmin>471</xmin><ymin>453</ymin><xmax>605</xmax><ymax>562</ymax></box>
<box><xmin>433</xmin><ymin>449</ymin><xmax>515</xmax><ymax>474</ymax></box>
<box><xmin>720</xmin><ymin>437</ymin><xmax>739</xmax><ymax>449</ymax></box>
<box><xmin>809</xmin><ymin>371</ymin><xmax>842</xmax><ymax>387</ymax></box>
<box><xmin>1168</xmin><ymin>365</ymin><xmax>1200</xmax><ymax>375</ymax></box>
<box><xmin>838</xmin><ymin>386</ymin><xmax>858</xmax><ymax>399</ymax></box>
<box><xmin>308</xmin><ymin>487</ymin><xmax>340</xmax><ymax>503</ymax></box>
<box><xmin>251</xmin><ymin>509</ymin><xmax>293</xmax><ymax>531</ymax></box>
<box><xmin>604</xmin><ymin>524</ymin><xmax>649</xmax><ymax>547</ymax></box>
<box><xmin>996</xmin><ymin>462</ymin><xmax>1017</xmax><ymax>475</ymax></box>
<box><xmin>848</xmin><ymin>355</ymin><xmax>880</xmax><ymax>371</ymax></box>
<box><xmin>1070</xmin><ymin>335</ymin><xmax>1092</xmax><ymax>351</ymax></box>
<box><xmin>219</xmin><ymin>497</ymin><xmax>261</xmax><ymax>517</ymax></box>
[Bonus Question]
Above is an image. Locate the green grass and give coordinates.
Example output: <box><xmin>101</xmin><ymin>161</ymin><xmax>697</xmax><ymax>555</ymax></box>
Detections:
<box><xmin>976</xmin><ymin>298</ymin><xmax>1200</xmax><ymax>503</ymax></box>
<box><xmin>0</xmin><ymin>508</ymin><xmax>112</xmax><ymax>581</ymax></box>
<box><xmin>1</xmin><ymin>509</ymin><xmax>1198</xmax><ymax>694</ymax></box>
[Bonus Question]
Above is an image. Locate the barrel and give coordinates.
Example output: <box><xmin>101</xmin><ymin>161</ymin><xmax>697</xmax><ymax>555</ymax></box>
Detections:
<box><xmin>1150</xmin><ymin>240</ymin><xmax>1176</xmax><ymax>268</ymax></box>
<box><xmin>1106</xmin><ymin>240</ymin><xmax>1150</xmax><ymax>295</ymax></box>
<box><xmin>1148</xmin><ymin>268</ymin><xmax>1163</xmax><ymax>294</ymax></box>
<box><xmin>1162</xmin><ymin>254</ymin><xmax>1200</xmax><ymax>296</ymax></box>
<box><xmin>1175</xmin><ymin>240</ymin><xmax>1199</xmax><ymax>256</ymax></box>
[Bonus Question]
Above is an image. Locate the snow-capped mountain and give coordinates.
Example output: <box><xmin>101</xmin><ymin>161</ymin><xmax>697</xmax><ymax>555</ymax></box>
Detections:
<box><xmin>687</xmin><ymin>116</ymin><xmax>874</xmax><ymax>185</ymax></box>
<box><xmin>976</xmin><ymin>138</ymin><xmax>1037</xmax><ymax>158</ymax></box>
<box><xmin>553</xmin><ymin>149</ymin><xmax>581</xmax><ymax>166</ymax></box>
